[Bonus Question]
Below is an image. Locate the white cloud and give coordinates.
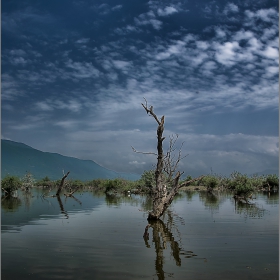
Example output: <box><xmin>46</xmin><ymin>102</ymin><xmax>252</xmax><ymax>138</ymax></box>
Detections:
<box><xmin>135</xmin><ymin>18</ymin><xmax>162</xmax><ymax>30</ymax></box>
<box><xmin>1</xmin><ymin>74</ymin><xmax>22</xmax><ymax>100</ymax></box>
<box><xmin>256</xmin><ymin>8</ymin><xmax>278</xmax><ymax>22</ymax></box>
<box><xmin>10</xmin><ymin>49</ymin><xmax>26</xmax><ymax>56</ymax></box>
<box><xmin>2</xmin><ymin>7</ymin><xmax>55</xmax><ymax>33</ymax></box>
<box><xmin>54</xmin><ymin>120</ymin><xmax>80</xmax><ymax>129</ymax></box>
<box><xmin>264</xmin><ymin>66</ymin><xmax>279</xmax><ymax>78</ymax></box>
<box><xmin>224</xmin><ymin>134</ymin><xmax>277</xmax><ymax>156</ymax></box>
<box><xmin>245</xmin><ymin>8</ymin><xmax>278</xmax><ymax>25</ymax></box>
<box><xmin>199</xmin><ymin>60</ymin><xmax>218</xmax><ymax>76</ymax></box>
<box><xmin>247</xmin><ymin>37</ymin><xmax>262</xmax><ymax>52</ymax></box>
<box><xmin>134</xmin><ymin>11</ymin><xmax>163</xmax><ymax>30</ymax></box>
<box><xmin>129</xmin><ymin>161</ymin><xmax>146</xmax><ymax>165</ymax></box>
<box><xmin>233</xmin><ymin>29</ymin><xmax>254</xmax><ymax>41</ymax></box>
<box><xmin>10</xmin><ymin>123</ymin><xmax>41</xmax><ymax>131</ymax></box>
<box><xmin>261</xmin><ymin>27</ymin><xmax>278</xmax><ymax>42</ymax></box>
<box><xmin>196</xmin><ymin>41</ymin><xmax>209</xmax><ymax>50</ymax></box>
<box><xmin>10</xmin><ymin>56</ymin><xmax>28</xmax><ymax>65</ymax></box>
<box><xmin>65</xmin><ymin>60</ymin><xmax>100</xmax><ymax>78</ymax></box>
<box><xmin>126</xmin><ymin>25</ymin><xmax>140</xmax><ymax>32</ymax></box>
<box><xmin>155</xmin><ymin>40</ymin><xmax>186</xmax><ymax>60</ymax></box>
<box><xmin>261</xmin><ymin>46</ymin><xmax>278</xmax><ymax>60</ymax></box>
<box><xmin>112</xmin><ymin>5</ymin><xmax>122</xmax><ymax>11</ymax></box>
<box><xmin>76</xmin><ymin>38</ymin><xmax>90</xmax><ymax>44</ymax></box>
<box><xmin>54</xmin><ymin>99</ymin><xmax>82</xmax><ymax>113</ymax></box>
<box><xmin>149</xmin><ymin>19</ymin><xmax>162</xmax><ymax>30</ymax></box>
<box><xmin>174</xmin><ymin>132</ymin><xmax>279</xmax><ymax>175</ymax></box>
<box><xmin>226</xmin><ymin>3</ymin><xmax>239</xmax><ymax>13</ymax></box>
<box><xmin>36</xmin><ymin>101</ymin><xmax>54</xmax><ymax>111</ymax></box>
<box><xmin>114</xmin><ymin>24</ymin><xmax>141</xmax><ymax>35</ymax></box>
<box><xmin>35</xmin><ymin>99</ymin><xmax>82</xmax><ymax>113</ymax></box>
<box><xmin>157</xmin><ymin>6</ymin><xmax>178</xmax><ymax>17</ymax></box>
<box><xmin>191</xmin><ymin>53</ymin><xmax>208</xmax><ymax>66</ymax></box>
<box><xmin>214</xmin><ymin>27</ymin><xmax>228</xmax><ymax>39</ymax></box>
<box><xmin>112</xmin><ymin>60</ymin><xmax>131</xmax><ymax>70</ymax></box>
<box><xmin>214</xmin><ymin>41</ymin><xmax>240</xmax><ymax>66</ymax></box>
<box><xmin>31</xmin><ymin>50</ymin><xmax>42</xmax><ymax>57</ymax></box>
<box><xmin>106</xmin><ymin>72</ymin><xmax>118</xmax><ymax>81</ymax></box>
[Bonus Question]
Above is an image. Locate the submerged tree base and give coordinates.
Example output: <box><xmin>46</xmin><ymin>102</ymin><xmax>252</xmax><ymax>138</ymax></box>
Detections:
<box><xmin>147</xmin><ymin>213</ymin><xmax>160</xmax><ymax>220</ymax></box>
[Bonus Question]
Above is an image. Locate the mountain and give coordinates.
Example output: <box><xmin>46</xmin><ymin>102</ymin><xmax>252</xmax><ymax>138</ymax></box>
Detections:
<box><xmin>1</xmin><ymin>139</ymin><xmax>140</xmax><ymax>181</ymax></box>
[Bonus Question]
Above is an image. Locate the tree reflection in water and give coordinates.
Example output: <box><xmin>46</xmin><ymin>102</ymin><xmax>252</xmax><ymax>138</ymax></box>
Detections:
<box><xmin>105</xmin><ymin>193</ymin><xmax>122</xmax><ymax>207</ymax></box>
<box><xmin>58</xmin><ymin>194</ymin><xmax>83</xmax><ymax>219</ymax></box>
<box><xmin>263</xmin><ymin>191</ymin><xmax>279</xmax><ymax>205</ymax></box>
<box><xmin>104</xmin><ymin>193</ymin><xmax>146</xmax><ymax>208</ymax></box>
<box><xmin>22</xmin><ymin>190</ymin><xmax>33</xmax><ymax>210</ymax></box>
<box><xmin>40</xmin><ymin>192</ymin><xmax>82</xmax><ymax>219</ymax></box>
<box><xmin>234</xmin><ymin>199</ymin><xmax>265</xmax><ymax>219</ymax></box>
<box><xmin>143</xmin><ymin>211</ymin><xmax>203</xmax><ymax>279</ymax></box>
<box><xmin>198</xmin><ymin>191</ymin><xmax>267</xmax><ymax>219</ymax></box>
<box><xmin>56</xmin><ymin>195</ymin><xmax>69</xmax><ymax>219</ymax></box>
<box><xmin>1</xmin><ymin>196</ymin><xmax>22</xmax><ymax>212</ymax></box>
<box><xmin>199</xmin><ymin>191</ymin><xmax>228</xmax><ymax>213</ymax></box>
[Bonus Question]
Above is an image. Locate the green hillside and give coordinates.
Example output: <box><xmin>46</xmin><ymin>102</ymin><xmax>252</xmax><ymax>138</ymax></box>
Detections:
<box><xmin>1</xmin><ymin>140</ymin><xmax>140</xmax><ymax>181</ymax></box>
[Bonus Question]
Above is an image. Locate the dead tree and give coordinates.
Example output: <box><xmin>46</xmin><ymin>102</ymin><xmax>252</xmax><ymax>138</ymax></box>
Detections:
<box><xmin>56</xmin><ymin>171</ymin><xmax>70</xmax><ymax>196</ymax></box>
<box><xmin>133</xmin><ymin>99</ymin><xmax>203</xmax><ymax>220</ymax></box>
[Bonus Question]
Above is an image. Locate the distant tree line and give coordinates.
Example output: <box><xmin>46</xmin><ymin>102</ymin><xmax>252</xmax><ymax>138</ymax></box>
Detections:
<box><xmin>1</xmin><ymin>170</ymin><xmax>278</xmax><ymax>198</ymax></box>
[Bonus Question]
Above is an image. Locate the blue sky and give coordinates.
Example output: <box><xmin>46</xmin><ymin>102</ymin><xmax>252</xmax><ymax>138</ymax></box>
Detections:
<box><xmin>2</xmin><ymin>0</ymin><xmax>279</xmax><ymax>177</ymax></box>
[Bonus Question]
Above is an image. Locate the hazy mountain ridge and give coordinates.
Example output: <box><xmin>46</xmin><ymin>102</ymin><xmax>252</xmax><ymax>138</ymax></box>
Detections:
<box><xmin>1</xmin><ymin>139</ymin><xmax>140</xmax><ymax>181</ymax></box>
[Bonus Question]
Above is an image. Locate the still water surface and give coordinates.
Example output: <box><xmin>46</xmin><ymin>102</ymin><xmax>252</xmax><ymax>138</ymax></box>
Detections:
<box><xmin>1</xmin><ymin>189</ymin><xmax>278</xmax><ymax>280</ymax></box>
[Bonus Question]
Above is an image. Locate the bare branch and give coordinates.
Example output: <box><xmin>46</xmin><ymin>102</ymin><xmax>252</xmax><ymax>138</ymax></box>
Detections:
<box><xmin>141</xmin><ymin>97</ymin><xmax>162</xmax><ymax>125</ymax></box>
<box><xmin>179</xmin><ymin>175</ymin><xmax>205</xmax><ymax>188</ymax></box>
<box><xmin>64</xmin><ymin>187</ymin><xmax>78</xmax><ymax>197</ymax></box>
<box><xmin>56</xmin><ymin>171</ymin><xmax>70</xmax><ymax>196</ymax></box>
<box><xmin>131</xmin><ymin>146</ymin><xmax>157</xmax><ymax>156</ymax></box>
<box><xmin>163</xmin><ymin>134</ymin><xmax>188</xmax><ymax>183</ymax></box>
<box><xmin>64</xmin><ymin>192</ymin><xmax>82</xmax><ymax>205</ymax></box>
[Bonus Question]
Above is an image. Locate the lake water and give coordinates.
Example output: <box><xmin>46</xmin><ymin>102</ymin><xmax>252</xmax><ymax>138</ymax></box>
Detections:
<box><xmin>1</xmin><ymin>189</ymin><xmax>279</xmax><ymax>280</ymax></box>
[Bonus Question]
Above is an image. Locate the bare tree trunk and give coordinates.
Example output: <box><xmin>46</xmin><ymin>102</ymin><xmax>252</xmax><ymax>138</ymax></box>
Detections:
<box><xmin>137</xmin><ymin>99</ymin><xmax>203</xmax><ymax>220</ymax></box>
<box><xmin>148</xmin><ymin>174</ymin><xmax>204</xmax><ymax>220</ymax></box>
<box><xmin>56</xmin><ymin>171</ymin><xmax>70</xmax><ymax>196</ymax></box>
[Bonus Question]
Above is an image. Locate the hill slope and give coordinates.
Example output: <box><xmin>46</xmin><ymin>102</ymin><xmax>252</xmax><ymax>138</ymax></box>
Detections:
<box><xmin>1</xmin><ymin>139</ymin><xmax>140</xmax><ymax>181</ymax></box>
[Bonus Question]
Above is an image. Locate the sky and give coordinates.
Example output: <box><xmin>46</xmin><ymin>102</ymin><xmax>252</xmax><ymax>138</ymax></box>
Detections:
<box><xmin>1</xmin><ymin>0</ymin><xmax>279</xmax><ymax>178</ymax></box>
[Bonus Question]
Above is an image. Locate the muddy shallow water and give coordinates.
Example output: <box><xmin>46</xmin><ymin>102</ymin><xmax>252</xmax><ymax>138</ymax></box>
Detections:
<box><xmin>1</xmin><ymin>189</ymin><xmax>278</xmax><ymax>280</ymax></box>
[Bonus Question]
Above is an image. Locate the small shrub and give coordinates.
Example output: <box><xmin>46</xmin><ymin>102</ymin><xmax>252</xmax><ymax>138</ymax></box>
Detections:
<box><xmin>219</xmin><ymin>176</ymin><xmax>231</xmax><ymax>188</ymax></box>
<box><xmin>229</xmin><ymin>172</ymin><xmax>254</xmax><ymax>197</ymax></box>
<box><xmin>249</xmin><ymin>175</ymin><xmax>265</xmax><ymax>189</ymax></box>
<box><xmin>67</xmin><ymin>179</ymin><xmax>85</xmax><ymax>188</ymax></box>
<box><xmin>200</xmin><ymin>175</ymin><xmax>219</xmax><ymax>192</ymax></box>
<box><xmin>1</xmin><ymin>175</ymin><xmax>22</xmax><ymax>196</ymax></box>
<box><xmin>36</xmin><ymin>176</ymin><xmax>55</xmax><ymax>188</ymax></box>
<box><xmin>86</xmin><ymin>179</ymin><xmax>107</xmax><ymax>191</ymax></box>
<box><xmin>264</xmin><ymin>174</ymin><xmax>279</xmax><ymax>190</ymax></box>
<box><xmin>21</xmin><ymin>173</ymin><xmax>36</xmax><ymax>190</ymax></box>
<box><xmin>104</xmin><ymin>179</ymin><xmax>118</xmax><ymax>193</ymax></box>
<box><xmin>138</xmin><ymin>170</ymin><xmax>156</xmax><ymax>190</ymax></box>
<box><xmin>101</xmin><ymin>178</ymin><xmax>134</xmax><ymax>193</ymax></box>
